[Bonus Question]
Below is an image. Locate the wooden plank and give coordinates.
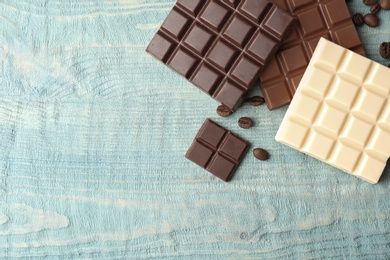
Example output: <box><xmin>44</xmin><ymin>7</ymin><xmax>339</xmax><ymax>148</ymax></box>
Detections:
<box><xmin>0</xmin><ymin>0</ymin><xmax>389</xmax><ymax>258</ymax></box>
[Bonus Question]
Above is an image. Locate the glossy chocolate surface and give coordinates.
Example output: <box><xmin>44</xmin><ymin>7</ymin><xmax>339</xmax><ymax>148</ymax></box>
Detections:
<box><xmin>146</xmin><ymin>0</ymin><xmax>295</xmax><ymax>111</ymax></box>
<box><xmin>259</xmin><ymin>0</ymin><xmax>365</xmax><ymax>110</ymax></box>
<box><xmin>185</xmin><ymin>119</ymin><xmax>250</xmax><ymax>181</ymax></box>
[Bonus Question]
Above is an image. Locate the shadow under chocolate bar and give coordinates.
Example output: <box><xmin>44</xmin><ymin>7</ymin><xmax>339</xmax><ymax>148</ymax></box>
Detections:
<box><xmin>260</xmin><ymin>0</ymin><xmax>365</xmax><ymax>110</ymax></box>
<box><xmin>146</xmin><ymin>0</ymin><xmax>295</xmax><ymax>111</ymax></box>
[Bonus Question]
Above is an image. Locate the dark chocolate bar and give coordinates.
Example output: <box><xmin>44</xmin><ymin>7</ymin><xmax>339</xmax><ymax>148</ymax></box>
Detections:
<box><xmin>146</xmin><ymin>0</ymin><xmax>295</xmax><ymax>111</ymax></box>
<box><xmin>185</xmin><ymin>119</ymin><xmax>250</xmax><ymax>181</ymax></box>
<box><xmin>259</xmin><ymin>0</ymin><xmax>365</xmax><ymax>110</ymax></box>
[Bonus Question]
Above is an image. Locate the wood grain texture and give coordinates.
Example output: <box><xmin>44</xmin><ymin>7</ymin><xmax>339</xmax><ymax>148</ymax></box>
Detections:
<box><xmin>0</xmin><ymin>0</ymin><xmax>389</xmax><ymax>259</ymax></box>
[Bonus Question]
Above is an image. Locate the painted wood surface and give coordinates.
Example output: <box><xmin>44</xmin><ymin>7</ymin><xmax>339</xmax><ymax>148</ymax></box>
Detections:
<box><xmin>1</xmin><ymin>0</ymin><xmax>390</xmax><ymax>259</ymax></box>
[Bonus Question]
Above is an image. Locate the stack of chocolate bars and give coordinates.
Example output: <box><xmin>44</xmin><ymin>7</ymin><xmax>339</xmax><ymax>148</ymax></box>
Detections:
<box><xmin>146</xmin><ymin>0</ymin><xmax>390</xmax><ymax>184</ymax></box>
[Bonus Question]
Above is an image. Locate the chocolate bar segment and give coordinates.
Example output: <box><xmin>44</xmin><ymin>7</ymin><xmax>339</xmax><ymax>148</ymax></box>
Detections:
<box><xmin>260</xmin><ymin>0</ymin><xmax>365</xmax><ymax>110</ymax></box>
<box><xmin>146</xmin><ymin>0</ymin><xmax>295</xmax><ymax>111</ymax></box>
<box><xmin>186</xmin><ymin>119</ymin><xmax>250</xmax><ymax>181</ymax></box>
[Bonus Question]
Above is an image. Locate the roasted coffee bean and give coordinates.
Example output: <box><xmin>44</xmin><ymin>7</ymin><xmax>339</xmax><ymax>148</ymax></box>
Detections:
<box><xmin>370</xmin><ymin>3</ymin><xmax>381</xmax><ymax>13</ymax></box>
<box><xmin>249</xmin><ymin>96</ymin><xmax>265</xmax><ymax>106</ymax></box>
<box><xmin>238</xmin><ymin>117</ymin><xmax>253</xmax><ymax>129</ymax></box>
<box><xmin>363</xmin><ymin>0</ymin><xmax>377</xmax><ymax>5</ymax></box>
<box><xmin>380</xmin><ymin>0</ymin><xmax>390</xmax><ymax>9</ymax></box>
<box><xmin>380</xmin><ymin>42</ymin><xmax>390</xmax><ymax>58</ymax></box>
<box><xmin>216</xmin><ymin>104</ymin><xmax>232</xmax><ymax>117</ymax></box>
<box><xmin>253</xmin><ymin>148</ymin><xmax>269</xmax><ymax>161</ymax></box>
<box><xmin>352</xmin><ymin>13</ymin><xmax>364</xmax><ymax>26</ymax></box>
<box><xmin>364</xmin><ymin>14</ymin><xmax>379</xmax><ymax>27</ymax></box>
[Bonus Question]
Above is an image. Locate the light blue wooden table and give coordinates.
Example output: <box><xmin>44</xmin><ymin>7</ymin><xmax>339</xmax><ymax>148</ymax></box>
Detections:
<box><xmin>1</xmin><ymin>0</ymin><xmax>390</xmax><ymax>259</ymax></box>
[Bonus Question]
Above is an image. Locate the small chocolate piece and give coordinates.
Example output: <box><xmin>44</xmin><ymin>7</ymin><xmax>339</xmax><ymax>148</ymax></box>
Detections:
<box><xmin>370</xmin><ymin>3</ymin><xmax>381</xmax><ymax>13</ymax></box>
<box><xmin>185</xmin><ymin>119</ymin><xmax>250</xmax><ymax>182</ymax></box>
<box><xmin>238</xmin><ymin>117</ymin><xmax>253</xmax><ymax>129</ymax></box>
<box><xmin>381</xmin><ymin>0</ymin><xmax>390</xmax><ymax>9</ymax></box>
<box><xmin>146</xmin><ymin>0</ymin><xmax>295</xmax><ymax>111</ymax></box>
<box><xmin>216</xmin><ymin>104</ymin><xmax>232</xmax><ymax>117</ymax></box>
<box><xmin>363</xmin><ymin>0</ymin><xmax>377</xmax><ymax>5</ymax></box>
<box><xmin>364</xmin><ymin>14</ymin><xmax>379</xmax><ymax>27</ymax></box>
<box><xmin>249</xmin><ymin>96</ymin><xmax>265</xmax><ymax>106</ymax></box>
<box><xmin>253</xmin><ymin>148</ymin><xmax>269</xmax><ymax>161</ymax></box>
<box><xmin>380</xmin><ymin>42</ymin><xmax>390</xmax><ymax>58</ymax></box>
<box><xmin>260</xmin><ymin>0</ymin><xmax>365</xmax><ymax>110</ymax></box>
<box><xmin>353</xmin><ymin>13</ymin><xmax>365</xmax><ymax>26</ymax></box>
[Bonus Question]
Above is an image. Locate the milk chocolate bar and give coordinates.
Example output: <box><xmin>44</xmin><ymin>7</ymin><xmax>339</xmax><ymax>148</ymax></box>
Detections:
<box><xmin>146</xmin><ymin>0</ymin><xmax>295</xmax><ymax>111</ymax></box>
<box><xmin>260</xmin><ymin>0</ymin><xmax>365</xmax><ymax>110</ymax></box>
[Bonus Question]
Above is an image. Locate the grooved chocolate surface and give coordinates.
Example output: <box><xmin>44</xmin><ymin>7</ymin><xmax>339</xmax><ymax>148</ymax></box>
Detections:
<box><xmin>259</xmin><ymin>0</ymin><xmax>366</xmax><ymax>110</ymax></box>
<box><xmin>185</xmin><ymin>119</ymin><xmax>250</xmax><ymax>181</ymax></box>
<box><xmin>146</xmin><ymin>0</ymin><xmax>295</xmax><ymax>111</ymax></box>
<box><xmin>276</xmin><ymin>38</ymin><xmax>390</xmax><ymax>184</ymax></box>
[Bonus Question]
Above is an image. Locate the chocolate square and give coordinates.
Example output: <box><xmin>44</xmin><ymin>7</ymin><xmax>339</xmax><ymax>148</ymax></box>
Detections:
<box><xmin>206</xmin><ymin>39</ymin><xmax>239</xmax><ymax>72</ymax></box>
<box><xmin>168</xmin><ymin>48</ymin><xmax>200</xmax><ymax>79</ymax></box>
<box><xmin>186</xmin><ymin>119</ymin><xmax>250</xmax><ymax>181</ymax></box>
<box><xmin>192</xmin><ymin>63</ymin><xmax>222</xmax><ymax>94</ymax></box>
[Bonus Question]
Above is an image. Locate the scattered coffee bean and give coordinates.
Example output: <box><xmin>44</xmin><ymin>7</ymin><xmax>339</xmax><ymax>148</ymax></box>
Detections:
<box><xmin>380</xmin><ymin>0</ymin><xmax>390</xmax><ymax>9</ymax></box>
<box><xmin>249</xmin><ymin>96</ymin><xmax>265</xmax><ymax>106</ymax></box>
<box><xmin>216</xmin><ymin>104</ymin><xmax>232</xmax><ymax>117</ymax></box>
<box><xmin>363</xmin><ymin>0</ymin><xmax>377</xmax><ymax>5</ymax></box>
<box><xmin>364</xmin><ymin>13</ymin><xmax>379</xmax><ymax>27</ymax></box>
<box><xmin>370</xmin><ymin>3</ymin><xmax>381</xmax><ymax>13</ymax></box>
<box><xmin>380</xmin><ymin>42</ymin><xmax>390</xmax><ymax>58</ymax></box>
<box><xmin>352</xmin><ymin>13</ymin><xmax>365</xmax><ymax>26</ymax></box>
<box><xmin>238</xmin><ymin>117</ymin><xmax>253</xmax><ymax>129</ymax></box>
<box><xmin>253</xmin><ymin>148</ymin><xmax>269</xmax><ymax>161</ymax></box>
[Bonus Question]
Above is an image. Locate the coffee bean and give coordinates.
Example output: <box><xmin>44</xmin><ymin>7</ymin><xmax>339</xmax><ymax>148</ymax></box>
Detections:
<box><xmin>238</xmin><ymin>117</ymin><xmax>253</xmax><ymax>129</ymax></box>
<box><xmin>216</xmin><ymin>104</ymin><xmax>232</xmax><ymax>117</ymax></box>
<box><xmin>352</xmin><ymin>13</ymin><xmax>364</xmax><ymax>26</ymax></box>
<box><xmin>370</xmin><ymin>3</ymin><xmax>381</xmax><ymax>13</ymax></box>
<box><xmin>380</xmin><ymin>42</ymin><xmax>390</xmax><ymax>59</ymax></box>
<box><xmin>364</xmin><ymin>14</ymin><xmax>379</xmax><ymax>27</ymax></box>
<box><xmin>363</xmin><ymin>0</ymin><xmax>377</xmax><ymax>5</ymax></box>
<box><xmin>253</xmin><ymin>148</ymin><xmax>269</xmax><ymax>161</ymax></box>
<box><xmin>380</xmin><ymin>0</ymin><xmax>390</xmax><ymax>9</ymax></box>
<box><xmin>249</xmin><ymin>96</ymin><xmax>265</xmax><ymax>106</ymax></box>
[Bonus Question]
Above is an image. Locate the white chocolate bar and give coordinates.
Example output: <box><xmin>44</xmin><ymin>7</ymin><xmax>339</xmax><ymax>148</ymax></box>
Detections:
<box><xmin>276</xmin><ymin>38</ymin><xmax>390</xmax><ymax>184</ymax></box>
